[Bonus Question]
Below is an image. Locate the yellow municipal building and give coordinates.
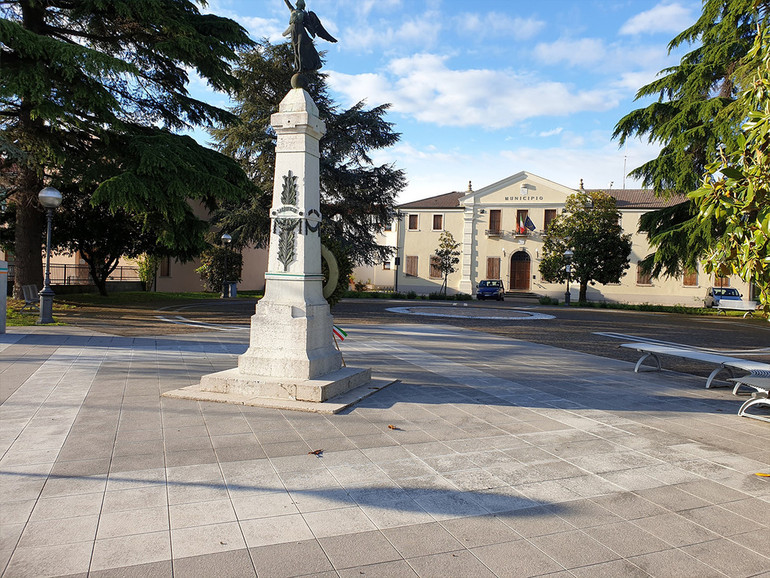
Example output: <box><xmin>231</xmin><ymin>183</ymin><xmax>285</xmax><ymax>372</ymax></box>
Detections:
<box><xmin>355</xmin><ymin>171</ymin><xmax>756</xmax><ymax>307</ymax></box>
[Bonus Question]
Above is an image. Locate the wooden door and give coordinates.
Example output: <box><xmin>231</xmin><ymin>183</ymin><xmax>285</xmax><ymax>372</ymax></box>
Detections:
<box><xmin>510</xmin><ymin>252</ymin><xmax>531</xmax><ymax>290</ymax></box>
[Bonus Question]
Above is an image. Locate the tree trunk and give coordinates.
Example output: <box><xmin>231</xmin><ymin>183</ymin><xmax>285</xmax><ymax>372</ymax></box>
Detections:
<box><xmin>85</xmin><ymin>256</ymin><xmax>117</xmax><ymax>297</ymax></box>
<box><xmin>93</xmin><ymin>274</ymin><xmax>109</xmax><ymax>297</ymax></box>
<box><xmin>12</xmin><ymin>170</ymin><xmax>45</xmax><ymax>299</ymax></box>
<box><xmin>12</xmin><ymin>4</ymin><xmax>48</xmax><ymax>299</ymax></box>
<box><xmin>579</xmin><ymin>280</ymin><xmax>589</xmax><ymax>303</ymax></box>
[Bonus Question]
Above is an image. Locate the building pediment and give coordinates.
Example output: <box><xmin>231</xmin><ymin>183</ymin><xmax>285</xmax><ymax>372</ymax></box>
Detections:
<box><xmin>461</xmin><ymin>171</ymin><xmax>576</xmax><ymax>207</ymax></box>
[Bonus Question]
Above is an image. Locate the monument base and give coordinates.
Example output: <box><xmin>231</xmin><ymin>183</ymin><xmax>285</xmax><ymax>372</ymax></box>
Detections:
<box><xmin>162</xmin><ymin>367</ymin><xmax>395</xmax><ymax>414</ymax></box>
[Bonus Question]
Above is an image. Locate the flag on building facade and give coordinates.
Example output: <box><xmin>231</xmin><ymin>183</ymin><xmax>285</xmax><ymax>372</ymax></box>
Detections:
<box><xmin>525</xmin><ymin>216</ymin><xmax>536</xmax><ymax>231</ymax></box>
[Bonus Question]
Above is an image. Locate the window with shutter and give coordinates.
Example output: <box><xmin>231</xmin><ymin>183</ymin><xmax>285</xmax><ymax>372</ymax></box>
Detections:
<box><xmin>406</xmin><ymin>256</ymin><xmax>418</xmax><ymax>276</ymax></box>
<box><xmin>544</xmin><ymin>209</ymin><xmax>557</xmax><ymax>231</ymax></box>
<box><xmin>486</xmin><ymin>257</ymin><xmax>501</xmax><ymax>279</ymax></box>
<box><xmin>489</xmin><ymin>210</ymin><xmax>501</xmax><ymax>233</ymax></box>
<box><xmin>636</xmin><ymin>264</ymin><xmax>652</xmax><ymax>285</ymax></box>
<box><xmin>682</xmin><ymin>268</ymin><xmax>698</xmax><ymax>286</ymax></box>
<box><xmin>430</xmin><ymin>256</ymin><xmax>441</xmax><ymax>278</ymax></box>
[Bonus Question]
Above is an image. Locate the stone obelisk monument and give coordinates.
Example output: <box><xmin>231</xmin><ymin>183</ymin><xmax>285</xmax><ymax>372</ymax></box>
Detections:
<box><xmin>180</xmin><ymin>87</ymin><xmax>371</xmax><ymax>409</ymax></box>
<box><xmin>164</xmin><ymin>1</ymin><xmax>384</xmax><ymax>411</ymax></box>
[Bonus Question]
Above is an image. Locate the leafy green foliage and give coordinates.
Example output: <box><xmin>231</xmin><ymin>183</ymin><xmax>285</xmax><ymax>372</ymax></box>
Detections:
<box><xmin>691</xmin><ymin>22</ymin><xmax>770</xmax><ymax>317</ymax></box>
<box><xmin>434</xmin><ymin>231</ymin><xmax>461</xmax><ymax>296</ymax></box>
<box><xmin>539</xmin><ymin>191</ymin><xmax>632</xmax><ymax>303</ymax></box>
<box><xmin>0</xmin><ymin>0</ymin><xmax>254</xmax><ymax>297</ymax></box>
<box><xmin>613</xmin><ymin>0</ymin><xmax>760</xmax><ymax>278</ymax></box>
<box><xmin>195</xmin><ymin>244</ymin><xmax>243</xmax><ymax>293</ymax></box>
<box><xmin>50</xmin><ymin>185</ymin><xmax>161</xmax><ymax>296</ymax></box>
<box><xmin>637</xmin><ymin>201</ymin><xmax>723</xmax><ymax>277</ymax></box>
<box><xmin>614</xmin><ymin>0</ymin><xmax>757</xmax><ymax>195</ymax></box>
<box><xmin>210</xmin><ymin>40</ymin><xmax>405</xmax><ymax>265</ymax></box>
<box><xmin>130</xmin><ymin>254</ymin><xmax>162</xmax><ymax>292</ymax></box>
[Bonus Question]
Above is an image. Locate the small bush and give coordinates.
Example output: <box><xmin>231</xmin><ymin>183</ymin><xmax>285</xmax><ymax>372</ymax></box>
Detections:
<box><xmin>406</xmin><ymin>290</ymin><xmax>417</xmax><ymax>299</ymax></box>
<box><xmin>455</xmin><ymin>293</ymin><xmax>473</xmax><ymax>301</ymax></box>
<box><xmin>392</xmin><ymin>292</ymin><xmax>406</xmax><ymax>299</ymax></box>
<box><xmin>428</xmin><ymin>292</ymin><xmax>448</xmax><ymax>300</ymax></box>
<box><xmin>538</xmin><ymin>296</ymin><xmax>558</xmax><ymax>305</ymax></box>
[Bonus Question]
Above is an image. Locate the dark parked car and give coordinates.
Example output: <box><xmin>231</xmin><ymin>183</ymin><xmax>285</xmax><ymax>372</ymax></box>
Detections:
<box><xmin>476</xmin><ymin>279</ymin><xmax>505</xmax><ymax>301</ymax></box>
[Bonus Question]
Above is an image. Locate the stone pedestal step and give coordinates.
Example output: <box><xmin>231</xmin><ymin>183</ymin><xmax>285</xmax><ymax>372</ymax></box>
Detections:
<box><xmin>162</xmin><ymin>374</ymin><xmax>396</xmax><ymax>414</ymax></box>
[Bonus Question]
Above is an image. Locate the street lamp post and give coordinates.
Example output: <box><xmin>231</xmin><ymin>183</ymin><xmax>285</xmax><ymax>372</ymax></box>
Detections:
<box><xmin>37</xmin><ymin>187</ymin><xmax>62</xmax><ymax>324</ymax></box>
<box><xmin>563</xmin><ymin>249</ymin><xmax>574</xmax><ymax>306</ymax></box>
<box><xmin>221</xmin><ymin>233</ymin><xmax>232</xmax><ymax>298</ymax></box>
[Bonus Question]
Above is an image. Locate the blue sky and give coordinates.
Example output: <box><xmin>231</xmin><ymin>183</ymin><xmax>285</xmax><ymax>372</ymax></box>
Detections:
<box><xmin>196</xmin><ymin>0</ymin><xmax>701</xmax><ymax>203</ymax></box>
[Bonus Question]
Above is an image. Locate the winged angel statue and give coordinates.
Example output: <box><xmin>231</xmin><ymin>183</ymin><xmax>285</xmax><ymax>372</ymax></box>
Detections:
<box><xmin>283</xmin><ymin>0</ymin><xmax>337</xmax><ymax>75</ymax></box>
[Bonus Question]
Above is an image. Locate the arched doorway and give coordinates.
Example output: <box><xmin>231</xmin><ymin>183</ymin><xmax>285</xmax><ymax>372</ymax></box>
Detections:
<box><xmin>510</xmin><ymin>251</ymin><xmax>531</xmax><ymax>291</ymax></box>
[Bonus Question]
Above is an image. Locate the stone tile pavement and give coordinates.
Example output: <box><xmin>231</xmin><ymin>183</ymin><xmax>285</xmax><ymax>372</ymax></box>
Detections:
<box><xmin>1</xmin><ymin>323</ymin><xmax>768</xmax><ymax>577</ymax></box>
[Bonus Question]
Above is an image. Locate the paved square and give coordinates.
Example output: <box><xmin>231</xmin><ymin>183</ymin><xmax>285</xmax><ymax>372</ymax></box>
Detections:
<box><xmin>1</xmin><ymin>322</ymin><xmax>768</xmax><ymax>577</ymax></box>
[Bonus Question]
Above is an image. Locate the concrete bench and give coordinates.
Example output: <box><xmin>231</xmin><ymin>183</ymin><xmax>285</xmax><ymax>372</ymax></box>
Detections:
<box><xmin>620</xmin><ymin>343</ymin><xmax>770</xmax><ymax>388</ymax></box>
<box><xmin>715</xmin><ymin>300</ymin><xmax>759</xmax><ymax>318</ymax></box>
<box><xmin>728</xmin><ymin>375</ymin><xmax>770</xmax><ymax>423</ymax></box>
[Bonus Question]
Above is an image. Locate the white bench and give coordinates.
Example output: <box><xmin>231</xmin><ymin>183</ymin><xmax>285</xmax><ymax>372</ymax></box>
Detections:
<box><xmin>620</xmin><ymin>343</ymin><xmax>770</xmax><ymax>388</ymax></box>
<box><xmin>728</xmin><ymin>375</ymin><xmax>770</xmax><ymax>423</ymax></box>
<box><xmin>715</xmin><ymin>300</ymin><xmax>759</xmax><ymax>318</ymax></box>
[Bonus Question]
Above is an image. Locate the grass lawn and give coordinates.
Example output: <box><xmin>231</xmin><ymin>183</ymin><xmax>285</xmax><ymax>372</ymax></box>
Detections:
<box><xmin>4</xmin><ymin>298</ymin><xmax>70</xmax><ymax>326</ymax></box>
<box><xmin>4</xmin><ymin>291</ymin><xmax>263</xmax><ymax>327</ymax></box>
<box><xmin>58</xmin><ymin>290</ymin><xmax>263</xmax><ymax>306</ymax></box>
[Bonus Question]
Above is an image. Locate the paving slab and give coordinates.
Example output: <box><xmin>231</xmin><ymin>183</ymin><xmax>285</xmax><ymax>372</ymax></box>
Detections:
<box><xmin>1</xmin><ymin>322</ymin><xmax>768</xmax><ymax>577</ymax></box>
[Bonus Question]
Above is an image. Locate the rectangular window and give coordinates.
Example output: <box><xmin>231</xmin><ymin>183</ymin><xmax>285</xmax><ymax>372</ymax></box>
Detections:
<box><xmin>432</xmin><ymin>214</ymin><xmax>443</xmax><ymax>231</ymax></box>
<box><xmin>544</xmin><ymin>209</ymin><xmax>557</xmax><ymax>232</ymax></box>
<box><xmin>160</xmin><ymin>257</ymin><xmax>171</xmax><ymax>277</ymax></box>
<box><xmin>715</xmin><ymin>264</ymin><xmax>731</xmax><ymax>287</ymax></box>
<box><xmin>406</xmin><ymin>255</ymin><xmax>418</xmax><ymax>277</ymax></box>
<box><xmin>489</xmin><ymin>209</ymin><xmax>501</xmax><ymax>233</ymax></box>
<box><xmin>429</xmin><ymin>256</ymin><xmax>441</xmax><ymax>279</ymax></box>
<box><xmin>636</xmin><ymin>264</ymin><xmax>652</xmax><ymax>286</ymax></box>
<box><xmin>516</xmin><ymin>210</ymin><xmax>529</xmax><ymax>234</ymax></box>
<box><xmin>408</xmin><ymin>214</ymin><xmax>419</xmax><ymax>230</ymax></box>
<box><xmin>683</xmin><ymin>267</ymin><xmax>698</xmax><ymax>287</ymax></box>
<box><xmin>383</xmin><ymin>221</ymin><xmax>392</xmax><ymax>232</ymax></box>
<box><xmin>382</xmin><ymin>261</ymin><xmax>391</xmax><ymax>270</ymax></box>
<box><xmin>486</xmin><ymin>257</ymin><xmax>501</xmax><ymax>280</ymax></box>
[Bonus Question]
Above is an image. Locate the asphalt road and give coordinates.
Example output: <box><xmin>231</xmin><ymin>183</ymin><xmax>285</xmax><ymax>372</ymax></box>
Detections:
<box><xmin>58</xmin><ymin>296</ymin><xmax>769</xmax><ymax>383</ymax></box>
<box><xmin>330</xmin><ymin>298</ymin><xmax>770</xmax><ymax>378</ymax></box>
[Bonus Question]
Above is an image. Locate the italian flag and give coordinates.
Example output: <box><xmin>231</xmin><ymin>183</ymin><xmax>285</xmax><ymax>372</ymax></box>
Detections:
<box><xmin>333</xmin><ymin>325</ymin><xmax>347</xmax><ymax>341</ymax></box>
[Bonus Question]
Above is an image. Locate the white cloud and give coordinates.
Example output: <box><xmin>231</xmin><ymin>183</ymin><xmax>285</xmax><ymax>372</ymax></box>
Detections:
<box><xmin>455</xmin><ymin>12</ymin><xmax>545</xmax><ymax>41</ymax></box>
<box><xmin>332</xmin><ymin>0</ymin><xmax>403</xmax><ymax>20</ymax></box>
<box><xmin>342</xmin><ymin>10</ymin><xmax>441</xmax><ymax>52</ymax></box>
<box><xmin>619</xmin><ymin>2</ymin><xmax>695</xmax><ymax>36</ymax></box>
<box><xmin>327</xmin><ymin>54</ymin><xmax>619</xmax><ymax>129</ymax></box>
<box><xmin>538</xmin><ymin>127</ymin><xmax>564</xmax><ymax>137</ymax></box>
<box><xmin>533</xmin><ymin>38</ymin><xmax>606</xmax><ymax>66</ymax></box>
<box><xmin>239</xmin><ymin>16</ymin><xmax>287</xmax><ymax>42</ymax></box>
<box><xmin>391</xmin><ymin>138</ymin><xmax>661</xmax><ymax>204</ymax></box>
<box><xmin>202</xmin><ymin>0</ymin><xmax>286</xmax><ymax>41</ymax></box>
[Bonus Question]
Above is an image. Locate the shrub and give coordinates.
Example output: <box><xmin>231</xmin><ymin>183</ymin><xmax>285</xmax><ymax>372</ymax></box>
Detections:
<box><xmin>428</xmin><ymin>292</ymin><xmax>448</xmax><ymax>300</ymax></box>
<box><xmin>406</xmin><ymin>290</ymin><xmax>417</xmax><ymax>299</ymax></box>
<box><xmin>195</xmin><ymin>246</ymin><xmax>243</xmax><ymax>292</ymax></box>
